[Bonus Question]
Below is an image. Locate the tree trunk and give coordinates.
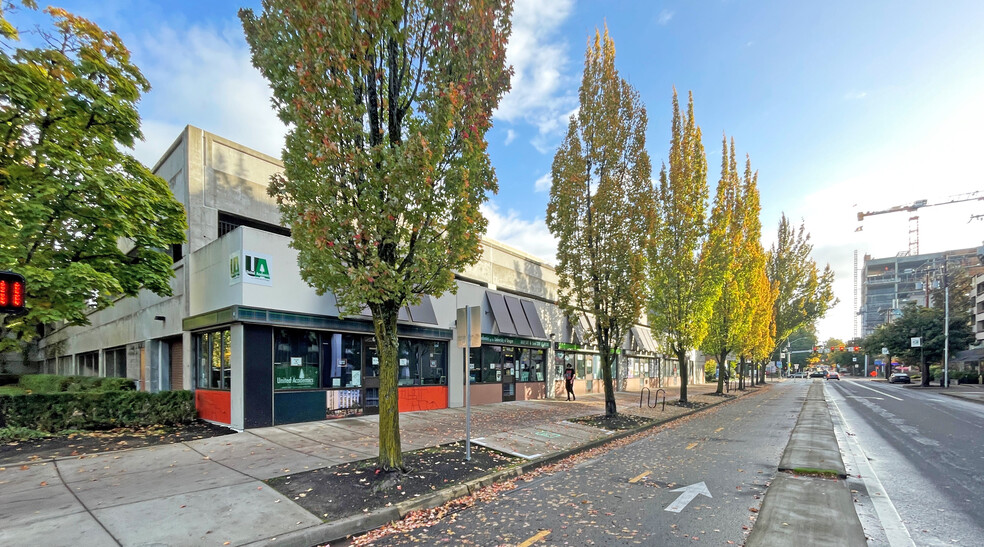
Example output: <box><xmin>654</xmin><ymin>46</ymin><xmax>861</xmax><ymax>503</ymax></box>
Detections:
<box><xmin>738</xmin><ymin>357</ymin><xmax>745</xmax><ymax>390</ymax></box>
<box><xmin>677</xmin><ymin>347</ymin><xmax>689</xmax><ymax>403</ymax></box>
<box><xmin>715</xmin><ymin>350</ymin><xmax>728</xmax><ymax>395</ymax></box>
<box><xmin>371</xmin><ymin>302</ymin><xmax>403</xmax><ymax>471</ymax></box>
<box><xmin>601</xmin><ymin>349</ymin><xmax>617</xmax><ymax>416</ymax></box>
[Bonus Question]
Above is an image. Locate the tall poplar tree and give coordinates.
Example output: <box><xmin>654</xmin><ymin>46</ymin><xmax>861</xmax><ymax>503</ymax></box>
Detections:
<box><xmin>701</xmin><ymin>137</ymin><xmax>748</xmax><ymax>395</ymax></box>
<box><xmin>241</xmin><ymin>0</ymin><xmax>513</xmax><ymax>471</ymax></box>
<box><xmin>734</xmin><ymin>159</ymin><xmax>774</xmax><ymax>385</ymax></box>
<box><xmin>547</xmin><ymin>27</ymin><xmax>653</xmax><ymax>417</ymax></box>
<box><xmin>766</xmin><ymin>215</ymin><xmax>837</xmax><ymax>370</ymax></box>
<box><xmin>648</xmin><ymin>91</ymin><xmax>724</xmax><ymax>403</ymax></box>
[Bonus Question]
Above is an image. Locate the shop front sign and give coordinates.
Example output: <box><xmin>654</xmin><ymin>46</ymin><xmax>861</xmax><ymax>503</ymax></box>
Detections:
<box><xmin>481</xmin><ymin>333</ymin><xmax>550</xmax><ymax>349</ymax></box>
<box><xmin>230</xmin><ymin>251</ymin><xmax>273</xmax><ymax>286</ymax></box>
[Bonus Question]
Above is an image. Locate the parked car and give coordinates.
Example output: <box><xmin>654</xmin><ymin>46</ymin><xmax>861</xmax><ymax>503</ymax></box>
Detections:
<box><xmin>790</xmin><ymin>372</ymin><xmax>806</xmax><ymax>378</ymax></box>
<box><xmin>889</xmin><ymin>372</ymin><xmax>911</xmax><ymax>384</ymax></box>
<box><xmin>826</xmin><ymin>371</ymin><xmax>840</xmax><ymax>380</ymax></box>
<box><xmin>809</xmin><ymin>371</ymin><xmax>826</xmax><ymax>378</ymax></box>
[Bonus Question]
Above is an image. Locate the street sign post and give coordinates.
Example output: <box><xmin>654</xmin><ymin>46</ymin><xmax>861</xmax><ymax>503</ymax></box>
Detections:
<box><xmin>456</xmin><ymin>306</ymin><xmax>481</xmax><ymax>460</ymax></box>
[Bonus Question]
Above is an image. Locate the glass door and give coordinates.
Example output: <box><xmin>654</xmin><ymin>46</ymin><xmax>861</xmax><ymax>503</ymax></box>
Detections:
<box><xmin>501</xmin><ymin>346</ymin><xmax>516</xmax><ymax>401</ymax></box>
<box><xmin>363</xmin><ymin>339</ymin><xmax>380</xmax><ymax>414</ymax></box>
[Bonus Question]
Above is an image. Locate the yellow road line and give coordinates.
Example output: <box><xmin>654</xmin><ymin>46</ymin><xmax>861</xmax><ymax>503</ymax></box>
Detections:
<box><xmin>714</xmin><ymin>427</ymin><xmax>724</xmax><ymax>433</ymax></box>
<box><xmin>686</xmin><ymin>442</ymin><xmax>699</xmax><ymax>450</ymax></box>
<box><xmin>628</xmin><ymin>471</ymin><xmax>650</xmax><ymax>483</ymax></box>
<box><xmin>518</xmin><ymin>530</ymin><xmax>551</xmax><ymax>547</ymax></box>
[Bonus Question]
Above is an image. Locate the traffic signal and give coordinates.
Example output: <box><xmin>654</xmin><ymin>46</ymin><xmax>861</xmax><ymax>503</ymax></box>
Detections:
<box><xmin>812</xmin><ymin>346</ymin><xmax>818</xmax><ymax>352</ymax></box>
<box><xmin>839</xmin><ymin>345</ymin><xmax>845</xmax><ymax>351</ymax></box>
<box><xmin>0</xmin><ymin>271</ymin><xmax>26</xmax><ymax>315</ymax></box>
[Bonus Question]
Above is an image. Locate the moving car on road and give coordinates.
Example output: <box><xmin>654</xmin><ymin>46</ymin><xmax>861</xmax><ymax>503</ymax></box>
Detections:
<box><xmin>826</xmin><ymin>371</ymin><xmax>840</xmax><ymax>380</ymax></box>
<box><xmin>889</xmin><ymin>372</ymin><xmax>911</xmax><ymax>384</ymax></box>
<box><xmin>790</xmin><ymin>371</ymin><xmax>806</xmax><ymax>378</ymax></box>
<box><xmin>809</xmin><ymin>371</ymin><xmax>826</xmax><ymax>378</ymax></box>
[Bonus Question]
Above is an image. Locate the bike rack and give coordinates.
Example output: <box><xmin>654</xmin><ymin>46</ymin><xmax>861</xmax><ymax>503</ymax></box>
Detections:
<box><xmin>640</xmin><ymin>387</ymin><xmax>667</xmax><ymax>411</ymax></box>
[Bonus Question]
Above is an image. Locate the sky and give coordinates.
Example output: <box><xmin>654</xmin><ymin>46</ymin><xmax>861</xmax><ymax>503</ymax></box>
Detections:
<box><xmin>13</xmin><ymin>0</ymin><xmax>984</xmax><ymax>342</ymax></box>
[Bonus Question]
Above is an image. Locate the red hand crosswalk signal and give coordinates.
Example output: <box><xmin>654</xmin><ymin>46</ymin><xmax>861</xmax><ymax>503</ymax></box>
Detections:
<box><xmin>0</xmin><ymin>271</ymin><xmax>26</xmax><ymax>314</ymax></box>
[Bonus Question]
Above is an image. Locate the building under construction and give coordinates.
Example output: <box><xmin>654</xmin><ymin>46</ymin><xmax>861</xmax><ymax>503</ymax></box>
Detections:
<box><xmin>860</xmin><ymin>247</ymin><xmax>983</xmax><ymax>336</ymax></box>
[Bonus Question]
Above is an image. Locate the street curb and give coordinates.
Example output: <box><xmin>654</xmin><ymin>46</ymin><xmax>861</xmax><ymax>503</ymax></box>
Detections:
<box><xmin>746</xmin><ymin>381</ymin><xmax>865</xmax><ymax>547</ymax></box>
<box><xmin>250</xmin><ymin>385</ymin><xmax>766</xmax><ymax>546</ymax></box>
<box><xmin>936</xmin><ymin>390</ymin><xmax>984</xmax><ymax>406</ymax></box>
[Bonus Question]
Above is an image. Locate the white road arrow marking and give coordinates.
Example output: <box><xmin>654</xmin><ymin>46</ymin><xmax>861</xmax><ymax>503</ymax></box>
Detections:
<box><xmin>664</xmin><ymin>481</ymin><xmax>712</xmax><ymax>513</ymax></box>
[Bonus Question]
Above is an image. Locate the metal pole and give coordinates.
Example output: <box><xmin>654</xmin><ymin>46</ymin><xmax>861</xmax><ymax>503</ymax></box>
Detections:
<box><xmin>465</xmin><ymin>305</ymin><xmax>472</xmax><ymax>460</ymax></box>
<box><xmin>944</xmin><ymin>286</ymin><xmax>950</xmax><ymax>389</ymax></box>
<box><xmin>864</xmin><ymin>354</ymin><xmax>868</xmax><ymax>378</ymax></box>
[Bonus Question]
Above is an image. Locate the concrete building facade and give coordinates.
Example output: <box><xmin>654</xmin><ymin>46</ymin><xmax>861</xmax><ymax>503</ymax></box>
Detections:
<box><xmin>860</xmin><ymin>248</ymin><xmax>982</xmax><ymax>337</ymax></box>
<box><xmin>36</xmin><ymin>126</ymin><xmax>698</xmax><ymax>430</ymax></box>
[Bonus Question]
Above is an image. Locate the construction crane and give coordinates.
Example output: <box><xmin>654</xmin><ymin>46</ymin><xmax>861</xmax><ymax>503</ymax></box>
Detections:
<box><xmin>856</xmin><ymin>191</ymin><xmax>984</xmax><ymax>255</ymax></box>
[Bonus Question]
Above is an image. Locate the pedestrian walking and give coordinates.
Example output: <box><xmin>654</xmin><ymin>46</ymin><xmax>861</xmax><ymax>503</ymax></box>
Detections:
<box><xmin>564</xmin><ymin>365</ymin><xmax>576</xmax><ymax>401</ymax></box>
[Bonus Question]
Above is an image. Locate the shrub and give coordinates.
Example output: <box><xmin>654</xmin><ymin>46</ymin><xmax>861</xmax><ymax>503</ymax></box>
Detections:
<box><xmin>16</xmin><ymin>374</ymin><xmax>136</xmax><ymax>393</ymax></box>
<box><xmin>0</xmin><ymin>390</ymin><xmax>196</xmax><ymax>431</ymax></box>
<box><xmin>0</xmin><ymin>426</ymin><xmax>50</xmax><ymax>441</ymax></box>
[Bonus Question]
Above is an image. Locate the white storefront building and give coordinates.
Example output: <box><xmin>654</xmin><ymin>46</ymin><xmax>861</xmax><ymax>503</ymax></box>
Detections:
<box><xmin>37</xmin><ymin>126</ymin><xmax>699</xmax><ymax>429</ymax></box>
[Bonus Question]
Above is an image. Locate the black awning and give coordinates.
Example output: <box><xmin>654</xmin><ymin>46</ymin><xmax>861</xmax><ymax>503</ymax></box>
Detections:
<box><xmin>407</xmin><ymin>296</ymin><xmax>438</xmax><ymax>325</ymax></box>
<box><xmin>505</xmin><ymin>295</ymin><xmax>534</xmax><ymax>337</ymax></box>
<box><xmin>522</xmin><ymin>300</ymin><xmax>547</xmax><ymax>339</ymax></box>
<box><xmin>486</xmin><ymin>291</ymin><xmax>516</xmax><ymax>334</ymax></box>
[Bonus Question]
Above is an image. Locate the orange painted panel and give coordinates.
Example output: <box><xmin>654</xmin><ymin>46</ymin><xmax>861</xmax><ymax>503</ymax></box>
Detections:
<box><xmin>196</xmin><ymin>389</ymin><xmax>231</xmax><ymax>424</ymax></box>
<box><xmin>398</xmin><ymin>386</ymin><xmax>448</xmax><ymax>412</ymax></box>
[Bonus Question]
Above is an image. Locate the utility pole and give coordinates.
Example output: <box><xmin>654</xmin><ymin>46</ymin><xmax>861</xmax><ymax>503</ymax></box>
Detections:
<box><xmin>943</xmin><ymin>259</ymin><xmax>950</xmax><ymax>388</ymax></box>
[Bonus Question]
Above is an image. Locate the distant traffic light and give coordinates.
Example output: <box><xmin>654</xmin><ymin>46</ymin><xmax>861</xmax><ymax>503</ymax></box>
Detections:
<box><xmin>813</xmin><ymin>346</ymin><xmax>819</xmax><ymax>352</ymax></box>
<box><xmin>0</xmin><ymin>271</ymin><xmax>26</xmax><ymax>315</ymax></box>
<box><xmin>839</xmin><ymin>345</ymin><xmax>845</xmax><ymax>351</ymax></box>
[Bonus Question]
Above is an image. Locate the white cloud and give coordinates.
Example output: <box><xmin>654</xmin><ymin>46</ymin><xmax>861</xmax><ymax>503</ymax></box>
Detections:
<box><xmin>130</xmin><ymin>23</ymin><xmax>287</xmax><ymax>166</ymax></box>
<box><xmin>656</xmin><ymin>10</ymin><xmax>674</xmax><ymax>25</ymax></box>
<box><xmin>482</xmin><ymin>201</ymin><xmax>557</xmax><ymax>263</ymax></box>
<box><xmin>534</xmin><ymin>172</ymin><xmax>552</xmax><ymax>192</ymax></box>
<box><xmin>843</xmin><ymin>90</ymin><xmax>868</xmax><ymax>100</ymax></box>
<box><xmin>505</xmin><ymin>129</ymin><xmax>517</xmax><ymax>145</ymax></box>
<box><xmin>495</xmin><ymin>0</ymin><xmax>578</xmax><ymax>152</ymax></box>
<box><xmin>781</xmin><ymin>94</ymin><xmax>984</xmax><ymax>341</ymax></box>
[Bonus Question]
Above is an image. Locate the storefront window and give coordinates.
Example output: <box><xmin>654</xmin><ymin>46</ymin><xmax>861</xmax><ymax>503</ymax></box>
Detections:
<box><xmin>195</xmin><ymin>329</ymin><xmax>231</xmax><ymax>390</ymax></box>
<box><xmin>325</xmin><ymin>333</ymin><xmax>362</xmax><ymax>388</ymax></box>
<box><xmin>575</xmin><ymin>354</ymin><xmax>586</xmax><ymax>378</ymax></box>
<box><xmin>481</xmin><ymin>345</ymin><xmax>503</xmax><ymax>383</ymax></box>
<box><xmin>418</xmin><ymin>341</ymin><xmax>447</xmax><ymax>385</ymax></box>
<box><xmin>519</xmin><ymin>349</ymin><xmax>545</xmax><ymax>382</ymax></box>
<box><xmin>274</xmin><ymin>328</ymin><xmax>319</xmax><ymax>390</ymax></box>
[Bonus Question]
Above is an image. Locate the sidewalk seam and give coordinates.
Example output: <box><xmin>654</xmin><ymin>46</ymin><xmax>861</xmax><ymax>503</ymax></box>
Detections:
<box><xmin>53</xmin><ymin>458</ymin><xmax>123</xmax><ymax>547</ymax></box>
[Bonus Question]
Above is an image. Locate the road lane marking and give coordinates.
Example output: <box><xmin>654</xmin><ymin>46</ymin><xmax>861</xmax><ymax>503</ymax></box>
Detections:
<box><xmin>686</xmin><ymin>442</ymin><xmax>699</xmax><ymax>450</ymax></box>
<box><xmin>847</xmin><ymin>381</ymin><xmax>904</xmax><ymax>401</ymax></box>
<box><xmin>828</xmin><ymin>392</ymin><xmax>914</xmax><ymax>546</ymax></box>
<box><xmin>714</xmin><ymin>427</ymin><xmax>724</xmax><ymax>433</ymax></box>
<box><xmin>628</xmin><ymin>471</ymin><xmax>650</xmax><ymax>483</ymax></box>
<box><xmin>664</xmin><ymin>481</ymin><xmax>712</xmax><ymax>512</ymax></box>
<box><xmin>517</xmin><ymin>530</ymin><xmax>550</xmax><ymax>546</ymax></box>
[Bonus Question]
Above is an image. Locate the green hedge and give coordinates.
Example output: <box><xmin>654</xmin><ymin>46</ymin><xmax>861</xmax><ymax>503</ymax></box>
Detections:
<box><xmin>17</xmin><ymin>374</ymin><xmax>136</xmax><ymax>393</ymax></box>
<box><xmin>0</xmin><ymin>390</ymin><xmax>196</xmax><ymax>431</ymax></box>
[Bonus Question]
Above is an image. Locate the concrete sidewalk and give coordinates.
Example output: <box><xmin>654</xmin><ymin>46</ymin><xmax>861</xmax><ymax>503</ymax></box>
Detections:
<box><xmin>1</xmin><ymin>382</ymin><xmax>742</xmax><ymax>547</ymax></box>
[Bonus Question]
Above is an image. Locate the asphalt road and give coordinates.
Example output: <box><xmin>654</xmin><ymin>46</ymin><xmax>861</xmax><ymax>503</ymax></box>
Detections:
<box><xmin>826</xmin><ymin>379</ymin><xmax>984</xmax><ymax>546</ymax></box>
<box><xmin>370</xmin><ymin>381</ymin><xmax>809</xmax><ymax>546</ymax></box>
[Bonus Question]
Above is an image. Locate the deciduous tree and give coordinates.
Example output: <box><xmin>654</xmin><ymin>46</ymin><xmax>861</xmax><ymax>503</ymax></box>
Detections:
<box><xmin>648</xmin><ymin>90</ymin><xmax>724</xmax><ymax>403</ymax></box>
<box><xmin>765</xmin><ymin>215</ymin><xmax>836</xmax><ymax>371</ymax></box>
<box><xmin>701</xmin><ymin>137</ymin><xmax>748</xmax><ymax>394</ymax></box>
<box><xmin>547</xmin><ymin>27</ymin><xmax>653</xmax><ymax>416</ymax></box>
<box><xmin>0</xmin><ymin>2</ymin><xmax>185</xmax><ymax>353</ymax></box>
<box><xmin>241</xmin><ymin>0</ymin><xmax>512</xmax><ymax>470</ymax></box>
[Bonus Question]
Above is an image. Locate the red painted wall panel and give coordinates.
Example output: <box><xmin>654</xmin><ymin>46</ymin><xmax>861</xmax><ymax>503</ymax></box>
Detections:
<box><xmin>196</xmin><ymin>389</ymin><xmax>231</xmax><ymax>424</ymax></box>
<box><xmin>398</xmin><ymin>386</ymin><xmax>448</xmax><ymax>412</ymax></box>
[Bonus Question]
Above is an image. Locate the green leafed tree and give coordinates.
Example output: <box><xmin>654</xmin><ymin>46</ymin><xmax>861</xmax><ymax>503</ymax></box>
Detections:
<box><xmin>240</xmin><ymin>0</ymin><xmax>513</xmax><ymax>471</ymax></box>
<box><xmin>765</xmin><ymin>215</ymin><xmax>837</xmax><ymax>368</ymax></box>
<box><xmin>701</xmin><ymin>136</ymin><xmax>748</xmax><ymax>394</ymax></box>
<box><xmin>546</xmin><ymin>27</ymin><xmax>653</xmax><ymax>417</ymax></box>
<box><xmin>0</xmin><ymin>2</ymin><xmax>186</xmax><ymax>353</ymax></box>
<box><xmin>648</xmin><ymin>90</ymin><xmax>724</xmax><ymax>403</ymax></box>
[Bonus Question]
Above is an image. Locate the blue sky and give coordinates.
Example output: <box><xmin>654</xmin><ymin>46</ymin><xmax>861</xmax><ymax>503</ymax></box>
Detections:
<box><xmin>15</xmin><ymin>1</ymin><xmax>984</xmax><ymax>340</ymax></box>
